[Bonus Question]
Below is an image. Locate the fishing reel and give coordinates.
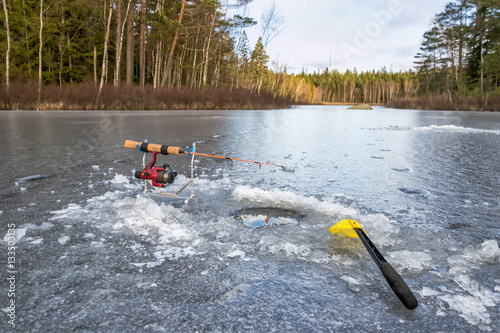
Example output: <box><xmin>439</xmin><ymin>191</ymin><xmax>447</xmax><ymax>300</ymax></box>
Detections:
<box><xmin>135</xmin><ymin>152</ymin><xmax>177</xmax><ymax>187</ymax></box>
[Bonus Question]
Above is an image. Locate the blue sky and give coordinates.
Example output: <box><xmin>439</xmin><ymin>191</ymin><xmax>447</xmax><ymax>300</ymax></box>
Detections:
<box><xmin>228</xmin><ymin>0</ymin><xmax>452</xmax><ymax>73</ymax></box>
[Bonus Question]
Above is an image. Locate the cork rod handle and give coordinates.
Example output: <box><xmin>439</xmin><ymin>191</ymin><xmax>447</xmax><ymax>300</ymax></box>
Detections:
<box><xmin>123</xmin><ymin>140</ymin><xmax>183</xmax><ymax>156</ymax></box>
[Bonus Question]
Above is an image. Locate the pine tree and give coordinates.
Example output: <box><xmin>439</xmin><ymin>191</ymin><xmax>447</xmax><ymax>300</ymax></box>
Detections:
<box><xmin>250</xmin><ymin>36</ymin><xmax>268</xmax><ymax>93</ymax></box>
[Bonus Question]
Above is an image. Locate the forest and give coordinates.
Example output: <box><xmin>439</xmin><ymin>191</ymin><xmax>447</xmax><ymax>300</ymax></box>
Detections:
<box><xmin>0</xmin><ymin>0</ymin><xmax>301</xmax><ymax>109</ymax></box>
<box><xmin>0</xmin><ymin>0</ymin><xmax>499</xmax><ymax>110</ymax></box>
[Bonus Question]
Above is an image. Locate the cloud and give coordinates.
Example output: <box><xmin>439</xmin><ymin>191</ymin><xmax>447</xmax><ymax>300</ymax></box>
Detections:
<box><xmin>230</xmin><ymin>0</ymin><xmax>450</xmax><ymax>73</ymax></box>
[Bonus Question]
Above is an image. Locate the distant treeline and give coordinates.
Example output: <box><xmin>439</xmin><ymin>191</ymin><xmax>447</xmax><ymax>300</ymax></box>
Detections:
<box><xmin>295</xmin><ymin>68</ymin><xmax>420</xmax><ymax>105</ymax></box>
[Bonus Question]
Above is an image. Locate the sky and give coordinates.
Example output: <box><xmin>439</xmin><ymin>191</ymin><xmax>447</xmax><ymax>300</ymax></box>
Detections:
<box><xmin>227</xmin><ymin>0</ymin><xmax>452</xmax><ymax>74</ymax></box>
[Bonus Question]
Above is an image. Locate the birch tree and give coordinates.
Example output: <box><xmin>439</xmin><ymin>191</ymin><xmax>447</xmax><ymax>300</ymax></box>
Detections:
<box><xmin>114</xmin><ymin>0</ymin><xmax>133</xmax><ymax>86</ymax></box>
<box><xmin>97</xmin><ymin>3</ymin><xmax>113</xmax><ymax>101</ymax></box>
<box><xmin>139</xmin><ymin>0</ymin><xmax>145</xmax><ymax>87</ymax></box>
<box><xmin>2</xmin><ymin>0</ymin><xmax>10</xmax><ymax>94</ymax></box>
<box><xmin>126</xmin><ymin>0</ymin><xmax>135</xmax><ymax>86</ymax></box>
<box><xmin>37</xmin><ymin>0</ymin><xmax>43</xmax><ymax>104</ymax></box>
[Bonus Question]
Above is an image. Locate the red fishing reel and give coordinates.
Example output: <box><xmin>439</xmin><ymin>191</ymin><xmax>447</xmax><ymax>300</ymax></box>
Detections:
<box><xmin>134</xmin><ymin>152</ymin><xmax>177</xmax><ymax>187</ymax></box>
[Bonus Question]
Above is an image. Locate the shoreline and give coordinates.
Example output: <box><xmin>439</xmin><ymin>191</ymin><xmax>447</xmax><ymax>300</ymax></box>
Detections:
<box><xmin>2</xmin><ymin>82</ymin><xmax>498</xmax><ymax>112</ymax></box>
<box><xmin>387</xmin><ymin>96</ymin><xmax>500</xmax><ymax>112</ymax></box>
<box><xmin>319</xmin><ymin>102</ymin><xmax>385</xmax><ymax>106</ymax></box>
<box><xmin>0</xmin><ymin>82</ymin><xmax>295</xmax><ymax>111</ymax></box>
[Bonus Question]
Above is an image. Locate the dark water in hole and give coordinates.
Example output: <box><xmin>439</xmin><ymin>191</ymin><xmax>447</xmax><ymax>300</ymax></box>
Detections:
<box><xmin>0</xmin><ymin>107</ymin><xmax>499</xmax><ymax>332</ymax></box>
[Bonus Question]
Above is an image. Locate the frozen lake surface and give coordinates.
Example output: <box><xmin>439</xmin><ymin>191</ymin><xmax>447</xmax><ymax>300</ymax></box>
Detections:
<box><xmin>1</xmin><ymin>106</ymin><xmax>499</xmax><ymax>332</ymax></box>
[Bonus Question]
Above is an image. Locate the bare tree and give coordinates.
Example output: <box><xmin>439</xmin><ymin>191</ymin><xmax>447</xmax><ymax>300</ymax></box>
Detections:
<box><xmin>38</xmin><ymin>0</ymin><xmax>44</xmax><ymax>105</ymax></box>
<box><xmin>114</xmin><ymin>0</ymin><xmax>122</xmax><ymax>86</ymax></box>
<box><xmin>2</xmin><ymin>0</ymin><xmax>10</xmax><ymax>94</ymax></box>
<box><xmin>97</xmin><ymin>3</ymin><xmax>113</xmax><ymax>101</ymax></box>
<box><xmin>114</xmin><ymin>0</ymin><xmax>133</xmax><ymax>86</ymax></box>
<box><xmin>126</xmin><ymin>0</ymin><xmax>135</xmax><ymax>86</ymax></box>
<box><xmin>139</xmin><ymin>0</ymin><xmax>145</xmax><ymax>87</ymax></box>
<box><xmin>260</xmin><ymin>1</ymin><xmax>285</xmax><ymax>49</ymax></box>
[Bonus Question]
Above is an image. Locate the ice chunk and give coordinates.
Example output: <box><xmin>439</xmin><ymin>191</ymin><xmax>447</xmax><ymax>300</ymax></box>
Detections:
<box><xmin>50</xmin><ymin>203</ymin><xmax>83</xmax><ymax>219</ymax></box>
<box><xmin>415</xmin><ymin>125</ymin><xmax>500</xmax><ymax>134</ymax></box>
<box><xmin>360</xmin><ymin>213</ymin><xmax>399</xmax><ymax>246</ymax></box>
<box><xmin>113</xmin><ymin>196</ymin><xmax>197</xmax><ymax>250</ymax></box>
<box><xmin>92</xmin><ymin>165</ymin><xmax>100</xmax><ymax>170</ymax></box>
<box><xmin>3</xmin><ymin>228</ymin><xmax>27</xmax><ymax>242</ymax></box>
<box><xmin>438</xmin><ymin>294</ymin><xmax>493</xmax><ymax>326</ymax></box>
<box><xmin>58</xmin><ymin>236</ymin><xmax>70</xmax><ymax>245</ymax></box>
<box><xmin>340</xmin><ymin>275</ymin><xmax>368</xmax><ymax>285</ymax></box>
<box><xmin>19</xmin><ymin>222</ymin><xmax>54</xmax><ymax>230</ymax></box>
<box><xmin>478</xmin><ymin>240</ymin><xmax>500</xmax><ymax>263</ymax></box>
<box><xmin>110</xmin><ymin>174</ymin><xmax>130</xmax><ymax>184</ymax></box>
<box><xmin>420</xmin><ymin>287</ymin><xmax>441</xmax><ymax>297</ymax></box>
<box><xmin>387</xmin><ymin>250</ymin><xmax>435</xmax><ymax>273</ymax></box>
<box><xmin>227</xmin><ymin>250</ymin><xmax>246</xmax><ymax>259</ymax></box>
<box><xmin>266</xmin><ymin>241</ymin><xmax>311</xmax><ymax>257</ymax></box>
<box><xmin>418</xmin><ymin>125</ymin><xmax>467</xmax><ymax>131</ymax></box>
<box><xmin>458</xmin><ymin>240</ymin><xmax>499</xmax><ymax>266</ymax></box>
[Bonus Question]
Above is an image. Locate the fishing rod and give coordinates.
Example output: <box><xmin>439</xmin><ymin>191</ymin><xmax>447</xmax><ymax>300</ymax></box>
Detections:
<box><xmin>181</xmin><ymin>151</ymin><xmax>287</xmax><ymax>170</ymax></box>
<box><xmin>124</xmin><ymin>140</ymin><xmax>288</xmax><ymax>186</ymax></box>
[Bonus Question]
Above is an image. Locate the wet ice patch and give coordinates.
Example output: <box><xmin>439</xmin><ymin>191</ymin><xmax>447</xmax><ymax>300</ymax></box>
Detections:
<box><xmin>398</xmin><ymin>188</ymin><xmax>428</xmax><ymax>197</ymax></box>
<box><xmin>391</xmin><ymin>168</ymin><xmax>410</xmax><ymax>172</ymax></box>
<box><xmin>16</xmin><ymin>174</ymin><xmax>51</xmax><ymax>182</ymax></box>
